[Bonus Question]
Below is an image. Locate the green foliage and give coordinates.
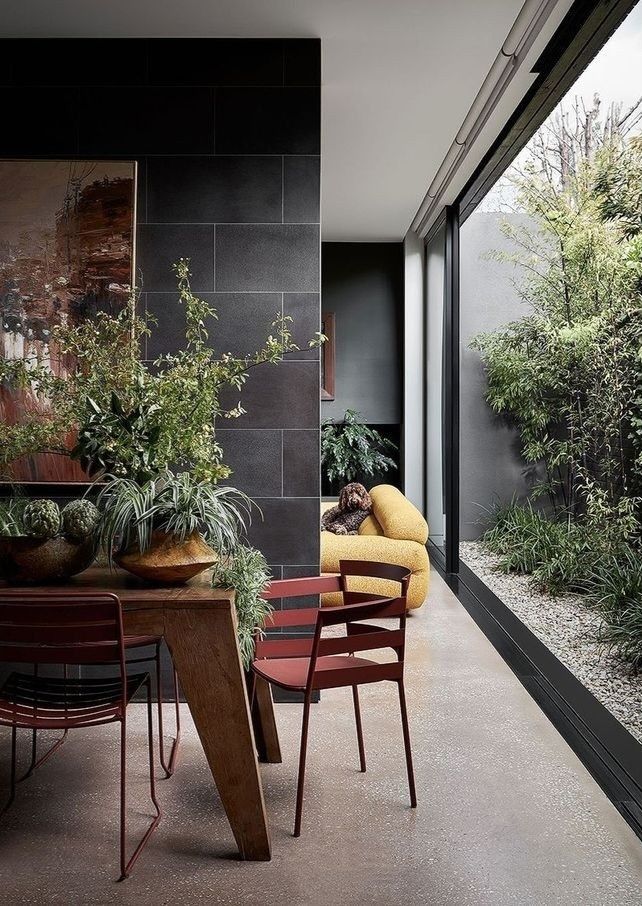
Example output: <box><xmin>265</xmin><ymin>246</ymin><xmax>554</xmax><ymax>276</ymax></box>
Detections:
<box><xmin>482</xmin><ymin>500</ymin><xmax>591</xmax><ymax>593</ymax></box>
<box><xmin>0</xmin><ymin>259</ymin><xmax>324</xmax><ymax>483</ymax></box>
<box><xmin>212</xmin><ymin>545</ymin><xmax>274</xmax><ymax>669</ymax></box>
<box><xmin>72</xmin><ymin>389</ymin><xmax>163</xmax><ymax>484</ymax></box>
<box><xmin>589</xmin><ymin>546</ymin><xmax>642</xmax><ymax>671</ymax></box>
<box><xmin>23</xmin><ymin>500</ymin><xmax>61</xmax><ymax>539</ymax></box>
<box><xmin>96</xmin><ymin>471</ymin><xmax>254</xmax><ymax>565</ymax></box>
<box><xmin>0</xmin><ymin>497</ymin><xmax>27</xmax><ymax>537</ymax></box>
<box><xmin>61</xmin><ymin>500</ymin><xmax>100</xmax><ymax>541</ymax></box>
<box><xmin>473</xmin><ymin>98</ymin><xmax>642</xmax><ymax>667</ymax></box>
<box><xmin>472</xmin><ymin>104</ymin><xmax>642</xmax><ymax>516</ymax></box>
<box><xmin>321</xmin><ymin>409</ymin><xmax>397</xmax><ymax>485</ymax></box>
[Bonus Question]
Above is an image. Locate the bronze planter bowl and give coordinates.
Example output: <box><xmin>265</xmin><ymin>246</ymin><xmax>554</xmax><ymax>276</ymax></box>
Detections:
<box><xmin>115</xmin><ymin>529</ymin><xmax>217</xmax><ymax>584</ymax></box>
<box><xmin>0</xmin><ymin>534</ymin><xmax>97</xmax><ymax>584</ymax></box>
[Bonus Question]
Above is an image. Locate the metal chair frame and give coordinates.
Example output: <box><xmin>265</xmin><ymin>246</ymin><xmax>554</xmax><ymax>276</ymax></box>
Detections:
<box><xmin>124</xmin><ymin>637</ymin><xmax>181</xmax><ymax>778</ymax></box>
<box><xmin>253</xmin><ymin>560</ymin><xmax>417</xmax><ymax>836</ymax></box>
<box><xmin>0</xmin><ymin>591</ymin><xmax>162</xmax><ymax>881</ymax></box>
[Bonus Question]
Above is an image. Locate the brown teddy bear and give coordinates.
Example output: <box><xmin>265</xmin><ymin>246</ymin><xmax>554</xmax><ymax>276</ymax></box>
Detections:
<box><xmin>321</xmin><ymin>482</ymin><xmax>372</xmax><ymax>535</ymax></box>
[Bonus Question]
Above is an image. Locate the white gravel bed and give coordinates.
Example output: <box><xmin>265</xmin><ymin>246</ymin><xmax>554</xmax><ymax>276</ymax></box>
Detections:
<box><xmin>460</xmin><ymin>541</ymin><xmax>642</xmax><ymax>745</ymax></box>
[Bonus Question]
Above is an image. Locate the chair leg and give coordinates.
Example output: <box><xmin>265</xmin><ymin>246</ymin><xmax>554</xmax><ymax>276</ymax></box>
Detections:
<box><xmin>352</xmin><ymin>686</ymin><xmax>366</xmax><ymax>773</ymax></box>
<box><xmin>397</xmin><ymin>680</ymin><xmax>417</xmax><ymax>808</ymax></box>
<box><xmin>1</xmin><ymin>726</ymin><xmax>18</xmax><ymax>815</ymax></box>
<box><xmin>119</xmin><ymin>679</ymin><xmax>162</xmax><ymax>881</ymax></box>
<box><xmin>156</xmin><ymin>643</ymin><xmax>181</xmax><ymax>779</ymax></box>
<box><xmin>18</xmin><ymin>729</ymin><xmax>69</xmax><ymax>783</ymax></box>
<box><xmin>119</xmin><ymin>717</ymin><xmax>127</xmax><ymax>881</ymax></box>
<box><xmin>293</xmin><ymin>692</ymin><xmax>312</xmax><ymax>838</ymax></box>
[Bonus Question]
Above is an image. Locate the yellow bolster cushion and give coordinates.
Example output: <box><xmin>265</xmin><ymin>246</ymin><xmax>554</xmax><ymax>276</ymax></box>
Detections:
<box><xmin>370</xmin><ymin>485</ymin><xmax>429</xmax><ymax>545</ymax></box>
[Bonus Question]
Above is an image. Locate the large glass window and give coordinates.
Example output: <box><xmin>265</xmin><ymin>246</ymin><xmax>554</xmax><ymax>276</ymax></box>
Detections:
<box><xmin>459</xmin><ymin>3</ymin><xmax>642</xmax><ymax>745</ymax></box>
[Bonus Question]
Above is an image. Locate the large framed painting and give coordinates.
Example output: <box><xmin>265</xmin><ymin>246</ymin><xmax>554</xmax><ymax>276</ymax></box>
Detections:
<box><xmin>0</xmin><ymin>159</ymin><xmax>137</xmax><ymax>483</ymax></box>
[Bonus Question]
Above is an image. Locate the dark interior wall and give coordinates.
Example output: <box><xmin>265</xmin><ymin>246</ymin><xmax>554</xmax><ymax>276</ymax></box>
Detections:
<box><xmin>0</xmin><ymin>38</ymin><xmax>322</xmax><ymax>582</ymax></box>
<box><xmin>321</xmin><ymin>242</ymin><xmax>403</xmax><ymax>424</ymax></box>
<box><xmin>321</xmin><ymin>242</ymin><xmax>403</xmax><ymax>491</ymax></box>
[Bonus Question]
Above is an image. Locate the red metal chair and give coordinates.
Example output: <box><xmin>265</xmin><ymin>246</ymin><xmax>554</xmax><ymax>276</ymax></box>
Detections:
<box><xmin>0</xmin><ymin>591</ymin><xmax>161</xmax><ymax>880</ymax></box>
<box><xmin>254</xmin><ymin>560</ymin><xmax>416</xmax><ymax>836</ymax></box>
<box><xmin>124</xmin><ymin>636</ymin><xmax>181</xmax><ymax>777</ymax></box>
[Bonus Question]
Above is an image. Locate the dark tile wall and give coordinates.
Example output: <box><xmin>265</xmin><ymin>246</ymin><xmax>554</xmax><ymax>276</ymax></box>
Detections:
<box><xmin>0</xmin><ymin>37</ymin><xmax>321</xmax><ymax>587</ymax></box>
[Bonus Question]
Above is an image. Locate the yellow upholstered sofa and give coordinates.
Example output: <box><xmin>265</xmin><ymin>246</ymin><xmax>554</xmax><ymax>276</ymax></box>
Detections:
<box><xmin>320</xmin><ymin>484</ymin><xmax>429</xmax><ymax>609</ymax></box>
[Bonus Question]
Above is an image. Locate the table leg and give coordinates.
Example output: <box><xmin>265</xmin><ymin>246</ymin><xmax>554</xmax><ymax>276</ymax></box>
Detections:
<box><xmin>251</xmin><ymin>675</ymin><xmax>282</xmax><ymax>764</ymax></box>
<box><xmin>163</xmin><ymin>605</ymin><xmax>271</xmax><ymax>861</ymax></box>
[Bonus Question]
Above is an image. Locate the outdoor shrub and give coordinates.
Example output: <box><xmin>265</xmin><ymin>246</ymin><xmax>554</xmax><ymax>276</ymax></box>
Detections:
<box><xmin>599</xmin><ymin>602</ymin><xmax>642</xmax><ymax>672</ymax></box>
<box><xmin>483</xmin><ymin>501</ymin><xmax>601</xmax><ymax>594</ymax></box>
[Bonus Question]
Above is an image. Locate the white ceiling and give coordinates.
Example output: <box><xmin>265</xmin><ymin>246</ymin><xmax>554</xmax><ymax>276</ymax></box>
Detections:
<box><xmin>1</xmin><ymin>1</ymin><xmax>570</xmax><ymax>240</ymax></box>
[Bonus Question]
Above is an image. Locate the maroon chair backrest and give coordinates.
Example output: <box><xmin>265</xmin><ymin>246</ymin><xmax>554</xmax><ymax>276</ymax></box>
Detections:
<box><xmin>0</xmin><ymin>592</ymin><xmax>126</xmax><ymax>672</ymax></box>
<box><xmin>304</xmin><ymin>561</ymin><xmax>413</xmax><ymax>692</ymax></box>
<box><xmin>338</xmin><ymin>559</ymin><xmax>411</xmax><ymax>605</ymax></box>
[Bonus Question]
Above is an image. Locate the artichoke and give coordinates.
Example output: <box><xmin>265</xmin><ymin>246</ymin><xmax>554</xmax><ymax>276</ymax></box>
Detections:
<box><xmin>23</xmin><ymin>499</ymin><xmax>61</xmax><ymax>539</ymax></box>
<box><xmin>62</xmin><ymin>500</ymin><xmax>100</xmax><ymax>541</ymax></box>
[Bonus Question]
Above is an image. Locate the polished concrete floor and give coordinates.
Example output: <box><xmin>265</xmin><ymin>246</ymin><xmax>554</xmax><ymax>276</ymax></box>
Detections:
<box><xmin>1</xmin><ymin>572</ymin><xmax>642</xmax><ymax>905</ymax></box>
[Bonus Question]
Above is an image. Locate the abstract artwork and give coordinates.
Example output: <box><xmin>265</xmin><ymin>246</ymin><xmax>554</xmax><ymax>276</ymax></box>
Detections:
<box><xmin>0</xmin><ymin>160</ymin><xmax>136</xmax><ymax>482</ymax></box>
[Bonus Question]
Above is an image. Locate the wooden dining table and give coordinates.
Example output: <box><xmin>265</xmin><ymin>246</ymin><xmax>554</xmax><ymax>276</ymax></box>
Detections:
<box><xmin>1</xmin><ymin>566</ymin><xmax>282</xmax><ymax>861</ymax></box>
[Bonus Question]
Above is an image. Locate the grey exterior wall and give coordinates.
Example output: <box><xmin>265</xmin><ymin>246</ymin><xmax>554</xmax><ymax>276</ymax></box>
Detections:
<box><xmin>459</xmin><ymin>211</ymin><xmax>536</xmax><ymax>541</ymax></box>
<box><xmin>0</xmin><ymin>37</ymin><xmax>321</xmax><ymax>583</ymax></box>
<box><xmin>321</xmin><ymin>242</ymin><xmax>403</xmax><ymax>425</ymax></box>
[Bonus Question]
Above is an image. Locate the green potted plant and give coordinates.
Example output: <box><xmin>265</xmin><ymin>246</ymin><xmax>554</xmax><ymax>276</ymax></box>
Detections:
<box><xmin>321</xmin><ymin>409</ymin><xmax>398</xmax><ymax>495</ymax></box>
<box><xmin>97</xmin><ymin>471</ymin><xmax>254</xmax><ymax>583</ymax></box>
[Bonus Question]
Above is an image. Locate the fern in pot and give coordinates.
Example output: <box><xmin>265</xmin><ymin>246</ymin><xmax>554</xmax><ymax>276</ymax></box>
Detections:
<box><xmin>97</xmin><ymin>471</ymin><xmax>255</xmax><ymax>584</ymax></box>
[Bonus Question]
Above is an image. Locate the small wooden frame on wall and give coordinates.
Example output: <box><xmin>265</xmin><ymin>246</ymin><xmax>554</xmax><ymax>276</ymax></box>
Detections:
<box><xmin>321</xmin><ymin>312</ymin><xmax>335</xmax><ymax>400</ymax></box>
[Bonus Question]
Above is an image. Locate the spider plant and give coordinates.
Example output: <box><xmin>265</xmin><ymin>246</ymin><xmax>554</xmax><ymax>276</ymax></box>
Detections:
<box><xmin>96</xmin><ymin>471</ymin><xmax>256</xmax><ymax>565</ymax></box>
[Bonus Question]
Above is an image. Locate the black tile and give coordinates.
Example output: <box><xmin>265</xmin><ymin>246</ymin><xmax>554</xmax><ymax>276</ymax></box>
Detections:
<box><xmin>284</xmin><ymin>39</ymin><xmax>321</xmax><ymax>86</ymax></box>
<box><xmin>247</xmin><ymin>498</ymin><xmax>320</xmax><ymax>564</ymax></box>
<box><xmin>9</xmin><ymin>39</ymin><xmax>148</xmax><ymax>86</ymax></box>
<box><xmin>146</xmin><ymin>291</ymin><xmax>285</xmax><ymax>359</ymax></box>
<box><xmin>283</xmin><ymin>156</ymin><xmax>320</xmax><ymax>223</ymax></box>
<box><xmin>208</xmin><ymin>293</ymin><xmax>282</xmax><ymax>357</ymax></box>
<box><xmin>0</xmin><ymin>87</ymin><xmax>78</xmax><ymax>156</ymax></box>
<box><xmin>215</xmin><ymin>88</ymin><xmax>320</xmax><ymax>154</ymax></box>
<box><xmin>283</xmin><ymin>293</ymin><xmax>320</xmax><ymax>360</ymax></box>
<box><xmin>283</xmin><ymin>430</ymin><xmax>320</xmax><ymax>498</ymax></box>
<box><xmin>147</xmin><ymin>156</ymin><xmax>281</xmax><ymax>224</ymax></box>
<box><xmin>137</xmin><ymin>225</ymin><xmax>214</xmax><ymax>293</ymax></box>
<box><xmin>219</xmin><ymin>361</ymin><xmax>319</xmax><ymax>429</ymax></box>
<box><xmin>78</xmin><ymin>87</ymin><xmax>214</xmax><ymax>155</ymax></box>
<box><xmin>148</xmin><ymin>39</ymin><xmax>284</xmax><ymax>86</ymax></box>
<box><xmin>216</xmin><ymin>224</ymin><xmax>319</xmax><ymax>292</ymax></box>
<box><xmin>217</xmin><ymin>429</ymin><xmax>282</xmax><ymax>498</ymax></box>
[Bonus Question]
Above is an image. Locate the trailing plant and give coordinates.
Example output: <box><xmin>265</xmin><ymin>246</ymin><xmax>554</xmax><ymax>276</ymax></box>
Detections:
<box><xmin>321</xmin><ymin>409</ymin><xmax>397</xmax><ymax>485</ymax></box>
<box><xmin>212</xmin><ymin>545</ymin><xmax>273</xmax><ymax>669</ymax></box>
<box><xmin>0</xmin><ymin>259</ymin><xmax>324</xmax><ymax>483</ymax></box>
<box><xmin>96</xmin><ymin>471</ymin><xmax>254</xmax><ymax>565</ymax></box>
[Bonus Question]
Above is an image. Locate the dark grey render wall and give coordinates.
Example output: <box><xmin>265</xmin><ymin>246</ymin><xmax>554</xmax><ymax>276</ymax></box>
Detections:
<box><xmin>459</xmin><ymin>211</ymin><xmax>536</xmax><ymax>540</ymax></box>
<box><xmin>0</xmin><ymin>38</ymin><xmax>321</xmax><ymax>581</ymax></box>
<box><xmin>321</xmin><ymin>242</ymin><xmax>403</xmax><ymax>424</ymax></box>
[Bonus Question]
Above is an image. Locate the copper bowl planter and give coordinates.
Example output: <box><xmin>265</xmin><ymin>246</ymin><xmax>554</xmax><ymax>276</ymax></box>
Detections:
<box><xmin>0</xmin><ymin>535</ymin><xmax>97</xmax><ymax>584</ymax></box>
<box><xmin>114</xmin><ymin>529</ymin><xmax>217</xmax><ymax>584</ymax></box>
